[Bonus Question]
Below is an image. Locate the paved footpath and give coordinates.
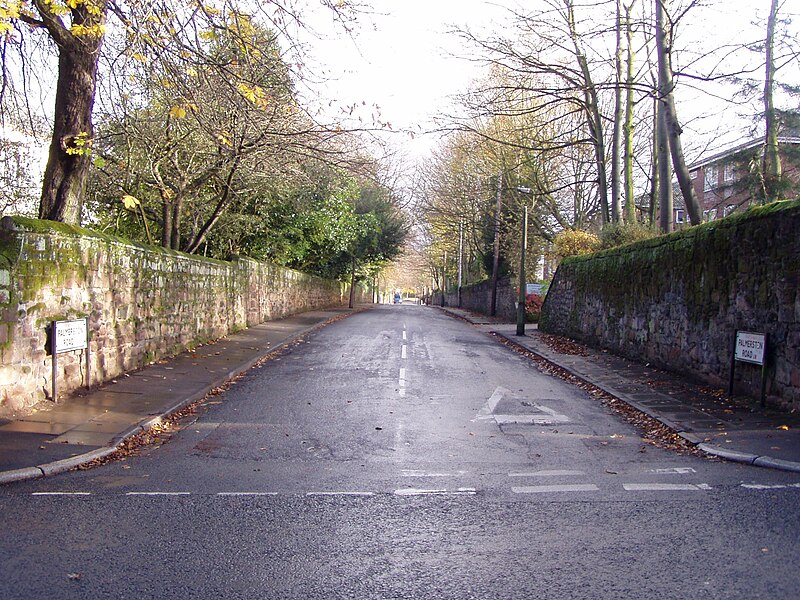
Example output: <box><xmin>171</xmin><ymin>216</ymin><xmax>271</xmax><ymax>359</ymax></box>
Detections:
<box><xmin>1</xmin><ymin>303</ymin><xmax>799</xmax><ymax>485</ymax></box>
<box><xmin>436</xmin><ymin>306</ymin><xmax>800</xmax><ymax>474</ymax></box>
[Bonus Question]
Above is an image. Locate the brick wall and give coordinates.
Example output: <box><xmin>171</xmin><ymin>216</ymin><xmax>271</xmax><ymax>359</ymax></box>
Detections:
<box><xmin>0</xmin><ymin>217</ymin><xmax>360</xmax><ymax>415</ymax></box>
<box><xmin>539</xmin><ymin>200</ymin><xmax>800</xmax><ymax>410</ymax></box>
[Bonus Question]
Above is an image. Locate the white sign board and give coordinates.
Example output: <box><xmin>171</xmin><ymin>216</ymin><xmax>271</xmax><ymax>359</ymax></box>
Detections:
<box><xmin>735</xmin><ymin>331</ymin><xmax>766</xmax><ymax>366</ymax></box>
<box><xmin>54</xmin><ymin>318</ymin><xmax>88</xmax><ymax>354</ymax></box>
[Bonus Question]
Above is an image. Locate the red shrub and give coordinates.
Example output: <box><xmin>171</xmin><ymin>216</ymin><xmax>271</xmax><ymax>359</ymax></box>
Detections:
<box><xmin>525</xmin><ymin>293</ymin><xmax>544</xmax><ymax>322</ymax></box>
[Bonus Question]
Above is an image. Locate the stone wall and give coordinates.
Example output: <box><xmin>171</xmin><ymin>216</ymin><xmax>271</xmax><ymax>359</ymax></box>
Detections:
<box><xmin>0</xmin><ymin>217</ymin><xmax>362</xmax><ymax>415</ymax></box>
<box><xmin>539</xmin><ymin>200</ymin><xmax>800</xmax><ymax>410</ymax></box>
<box><xmin>436</xmin><ymin>278</ymin><xmax>517</xmax><ymax>322</ymax></box>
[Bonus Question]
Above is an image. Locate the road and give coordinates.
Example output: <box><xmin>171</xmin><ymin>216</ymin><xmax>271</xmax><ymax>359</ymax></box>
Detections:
<box><xmin>1</xmin><ymin>305</ymin><xmax>799</xmax><ymax>598</ymax></box>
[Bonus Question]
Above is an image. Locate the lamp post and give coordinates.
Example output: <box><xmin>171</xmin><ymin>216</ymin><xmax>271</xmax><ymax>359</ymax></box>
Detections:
<box><xmin>516</xmin><ymin>187</ymin><xmax>532</xmax><ymax>336</ymax></box>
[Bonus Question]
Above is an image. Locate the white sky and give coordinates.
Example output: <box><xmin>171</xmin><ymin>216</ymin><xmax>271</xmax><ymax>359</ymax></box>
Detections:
<box><xmin>296</xmin><ymin>0</ymin><xmax>800</xmax><ymax>163</ymax></box>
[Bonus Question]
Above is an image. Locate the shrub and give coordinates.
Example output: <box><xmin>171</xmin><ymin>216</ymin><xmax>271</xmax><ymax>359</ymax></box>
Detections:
<box><xmin>525</xmin><ymin>293</ymin><xmax>544</xmax><ymax>323</ymax></box>
<box><xmin>600</xmin><ymin>222</ymin><xmax>658</xmax><ymax>249</ymax></box>
<box><xmin>552</xmin><ymin>229</ymin><xmax>601</xmax><ymax>258</ymax></box>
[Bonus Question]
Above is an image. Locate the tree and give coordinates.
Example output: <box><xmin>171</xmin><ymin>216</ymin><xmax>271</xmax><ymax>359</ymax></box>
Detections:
<box><xmin>762</xmin><ymin>0</ymin><xmax>782</xmax><ymax>202</ymax></box>
<box><xmin>451</xmin><ymin>1</ymin><xmax>617</xmax><ymax>225</ymax></box>
<box><xmin>0</xmin><ymin>0</ymin><xmax>109</xmax><ymax>224</ymax></box>
<box><xmin>654</xmin><ymin>0</ymin><xmax>703</xmax><ymax>225</ymax></box>
<box><xmin>0</xmin><ymin>0</ymin><xmax>364</xmax><ymax>226</ymax></box>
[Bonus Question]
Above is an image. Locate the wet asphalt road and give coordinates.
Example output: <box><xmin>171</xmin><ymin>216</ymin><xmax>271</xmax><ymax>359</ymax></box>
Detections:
<box><xmin>1</xmin><ymin>305</ymin><xmax>799</xmax><ymax>599</ymax></box>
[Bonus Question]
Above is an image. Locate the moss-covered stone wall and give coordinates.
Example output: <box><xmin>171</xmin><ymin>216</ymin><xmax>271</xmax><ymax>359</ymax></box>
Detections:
<box><xmin>540</xmin><ymin>200</ymin><xmax>800</xmax><ymax>410</ymax></box>
<box><xmin>437</xmin><ymin>278</ymin><xmax>516</xmax><ymax>322</ymax></box>
<box><xmin>0</xmin><ymin>217</ymin><xmax>355</xmax><ymax>414</ymax></box>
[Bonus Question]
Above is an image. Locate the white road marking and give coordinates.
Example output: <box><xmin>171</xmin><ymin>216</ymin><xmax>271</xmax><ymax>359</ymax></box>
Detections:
<box><xmin>126</xmin><ymin>492</ymin><xmax>192</xmax><ymax>496</ymax></box>
<box><xmin>394</xmin><ymin>488</ymin><xmax>477</xmax><ymax>496</ymax></box>
<box><xmin>473</xmin><ymin>386</ymin><xmax>570</xmax><ymax>424</ymax></box>
<box><xmin>649</xmin><ymin>467</ymin><xmax>697</xmax><ymax>474</ymax></box>
<box><xmin>31</xmin><ymin>492</ymin><xmax>92</xmax><ymax>496</ymax></box>
<box><xmin>306</xmin><ymin>491</ymin><xmax>375</xmax><ymax>497</ymax></box>
<box><xmin>216</xmin><ymin>492</ymin><xmax>278</xmax><ymax>496</ymax></box>
<box><xmin>509</xmin><ymin>470</ymin><xmax>585</xmax><ymax>478</ymax></box>
<box><xmin>403</xmin><ymin>331</ymin><xmax>407</xmax><ymax>340</ymax></box>
<box><xmin>741</xmin><ymin>483</ymin><xmax>800</xmax><ymax>490</ymax></box>
<box><xmin>401</xmin><ymin>470</ymin><xmax>468</xmax><ymax>477</ymax></box>
<box><xmin>401</xmin><ymin>345</ymin><xmax>407</xmax><ymax>359</ymax></box>
<box><xmin>494</xmin><ymin>414</ymin><xmax>570</xmax><ymax>425</ymax></box>
<box><xmin>512</xmin><ymin>484</ymin><xmax>599</xmax><ymax>494</ymax></box>
<box><xmin>623</xmin><ymin>483</ymin><xmax>710</xmax><ymax>491</ymax></box>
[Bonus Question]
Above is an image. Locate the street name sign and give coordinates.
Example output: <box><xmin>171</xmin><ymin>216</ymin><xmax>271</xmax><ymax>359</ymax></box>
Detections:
<box><xmin>734</xmin><ymin>331</ymin><xmax>766</xmax><ymax>366</ymax></box>
<box><xmin>53</xmin><ymin>318</ymin><xmax>88</xmax><ymax>354</ymax></box>
<box><xmin>50</xmin><ymin>318</ymin><xmax>91</xmax><ymax>402</ymax></box>
<box><xmin>729</xmin><ymin>330</ymin><xmax>768</xmax><ymax>405</ymax></box>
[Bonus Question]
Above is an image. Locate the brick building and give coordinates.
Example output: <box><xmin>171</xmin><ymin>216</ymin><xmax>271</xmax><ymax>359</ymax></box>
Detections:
<box><xmin>674</xmin><ymin>136</ymin><xmax>800</xmax><ymax>224</ymax></box>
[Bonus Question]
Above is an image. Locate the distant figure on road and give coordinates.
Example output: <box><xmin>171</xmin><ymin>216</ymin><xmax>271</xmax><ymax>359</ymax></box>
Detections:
<box><xmin>394</xmin><ymin>292</ymin><xmax>402</xmax><ymax>304</ymax></box>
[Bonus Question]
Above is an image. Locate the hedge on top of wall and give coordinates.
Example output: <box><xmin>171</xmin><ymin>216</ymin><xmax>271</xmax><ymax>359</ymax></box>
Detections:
<box><xmin>0</xmin><ymin>216</ymin><xmax>361</xmax><ymax>416</ymax></box>
<box><xmin>539</xmin><ymin>200</ymin><xmax>800</xmax><ymax>411</ymax></box>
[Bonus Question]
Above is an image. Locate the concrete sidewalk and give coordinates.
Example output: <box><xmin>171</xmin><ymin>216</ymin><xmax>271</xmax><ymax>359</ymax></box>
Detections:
<box><xmin>437</xmin><ymin>305</ymin><xmax>800</xmax><ymax>474</ymax></box>
<box><xmin>0</xmin><ymin>307</ymin><xmax>359</xmax><ymax>485</ymax></box>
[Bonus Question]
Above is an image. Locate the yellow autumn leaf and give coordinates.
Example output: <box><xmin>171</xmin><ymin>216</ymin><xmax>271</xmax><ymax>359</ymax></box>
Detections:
<box><xmin>169</xmin><ymin>105</ymin><xmax>187</xmax><ymax>119</ymax></box>
<box><xmin>122</xmin><ymin>195</ymin><xmax>140</xmax><ymax>210</ymax></box>
<box><xmin>778</xmin><ymin>425</ymin><xmax>790</xmax><ymax>431</ymax></box>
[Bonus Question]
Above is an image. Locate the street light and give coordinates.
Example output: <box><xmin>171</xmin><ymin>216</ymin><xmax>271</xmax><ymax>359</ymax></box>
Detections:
<box><xmin>516</xmin><ymin>187</ymin><xmax>533</xmax><ymax>336</ymax></box>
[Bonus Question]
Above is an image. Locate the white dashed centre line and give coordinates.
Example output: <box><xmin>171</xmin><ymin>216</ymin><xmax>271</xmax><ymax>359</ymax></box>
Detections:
<box><xmin>509</xmin><ymin>470</ymin><xmax>585</xmax><ymax>478</ymax></box>
<box><xmin>741</xmin><ymin>483</ymin><xmax>800</xmax><ymax>490</ymax></box>
<box><xmin>31</xmin><ymin>492</ymin><xmax>93</xmax><ymax>496</ymax></box>
<box><xmin>306</xmin><ymin>492</ymin><xmax>375</xmax><ymax>497</ymax></box>
<box><xmin>394</xmin><ymin>488</ymin><xmax>477</xmax><ymax>496</ymax></box>
<box><xmin>623</xmin><ymin>483</ymin><xmax>711</xmax><ymax>491</ymax></box>
<box><xmin>512</xmin><ymin>484</ymin><xmax>600</xmax><ymax>494</ymax></box>
<box><xmin>401</xmin><ymin>344</ymin><xmax>407</xmax><ymax>359</ymax></box>
<box><xmin>216</xmin><ymin>492</ymin><xmax>279</xmax><ymax>496</ymax></box>
<box><xmin>126</xmin><ymin>492</ymin><xmax>192</xmax><ymax>496</ymax></box>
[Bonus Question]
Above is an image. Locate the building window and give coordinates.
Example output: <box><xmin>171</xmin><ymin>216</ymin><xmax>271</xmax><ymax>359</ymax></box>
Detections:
<box><xmin>724</xmin><ymin>204</ymin><xmax>736</xmax><ymax>217</ymax></box>
<box><xmin>675</xmin><ymin>209</ymin><xmax>685</xmax><ymax>224</ymax></box>
<box><xmin>704</xmin><ymin>165</ymin><xmax>718</xmax><ymax>191</ymax></box>
<box><xmin>723</xmin><ymin>162</ymin><xmax>736</xmax><ymax>182</ymax></box>
<box><xmin>704</xmin><ymin>208</ymin><xmax>717</xmax><ymax>222</ymax></box>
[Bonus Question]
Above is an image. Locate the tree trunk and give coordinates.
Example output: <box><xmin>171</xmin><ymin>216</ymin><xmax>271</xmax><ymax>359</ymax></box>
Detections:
<box><xmin>649</xmin><ymin>96</ymin><xmax>660</xmax><ymax>227</ymax></box>
<box><xmin>763</xmin><ymin>0</ymin><xmax>782</xmax><ymax>202</ymax></box>
<box><xmin>611</xmin><ymin>0</ymin><xmax>624</xmax><ymax>224</ymax></box>
<box><xmin>37</xmin><ymin>15</ymin><xmax>105</xmax><ymax>225</ymax></box>
<box><xmin>349</xmin><ymin>255</ymin><xmax>357</xmax><ymax>309</ymax></box>
<box><xmin>171</xmin><ymin>198</ymin><xmax>182</xmax><ymax>250</ymax></box>
<box><xmin>655</xmin><ymin>0</ymin><xmax>702</xmax><ymax>226</ymax></box>
<box><xmin>622</xmin><ymin>2</ymin><xmax>637</xmax><ymax>224</ymax></box>
<box><xmin>657</xmin><ymin>97</ymin><xmax>673</xmax><ymax>233</ymax></box>
<box><xmin>566</xmin><ymin>1</ymin><xmax>609</xmax><ymax>225</ymax></box>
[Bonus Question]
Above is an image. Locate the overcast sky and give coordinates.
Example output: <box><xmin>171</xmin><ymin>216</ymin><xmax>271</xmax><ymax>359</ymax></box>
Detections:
<box><xmin>296</xmin><ymin>0</ymin><xmax>800</xmax><ymax>162</ymax></box>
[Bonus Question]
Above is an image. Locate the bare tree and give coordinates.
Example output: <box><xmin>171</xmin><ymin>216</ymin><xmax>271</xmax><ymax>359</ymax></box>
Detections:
<box><xmin>655</xmin><ymin>0</ymin><xmax>702</xmax><ymax>225</ymax></box>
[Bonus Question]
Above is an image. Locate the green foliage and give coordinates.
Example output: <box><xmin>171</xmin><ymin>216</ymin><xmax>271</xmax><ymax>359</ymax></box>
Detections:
<box><xmin>600</xmin><ymin>222</ymin><xmax>658</xmax><ymax>249</ymax></box>
<box><xmin>552</xmin><ymin>229</ymin><xmax>601</xmax><ymax>258</ymax></box>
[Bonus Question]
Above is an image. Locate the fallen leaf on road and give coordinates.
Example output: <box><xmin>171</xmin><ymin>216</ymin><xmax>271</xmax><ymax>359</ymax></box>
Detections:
<box><xmin>778</xmin><ymin>425</ymin><xmax>790</xmax><ymax>430</ymax></box>
<box><xmin>67</xmin><ymin>573</ymin><xmax>81</xmax><ymax>581</ymax></box>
